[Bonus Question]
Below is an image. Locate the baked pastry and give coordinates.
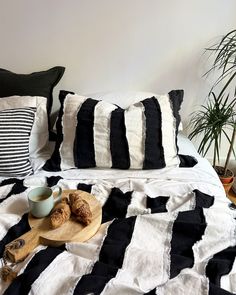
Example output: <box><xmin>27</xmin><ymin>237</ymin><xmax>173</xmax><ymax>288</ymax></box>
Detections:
<box><xmin>69</xmin><ymin>193</ymin><xmax>92</xmax><ymax>225</ymax></box>
<box><xmin>50</xmin><ymin>198</ymin><xmax>71</xmax><ymax>229</ymax></box>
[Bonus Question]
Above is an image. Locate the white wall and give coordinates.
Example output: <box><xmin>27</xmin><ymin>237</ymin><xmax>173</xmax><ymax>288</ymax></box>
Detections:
<box><xmin>0</xmin><ymin>0</ymin><xmax>235</xmax><ymax>166</ymax></box>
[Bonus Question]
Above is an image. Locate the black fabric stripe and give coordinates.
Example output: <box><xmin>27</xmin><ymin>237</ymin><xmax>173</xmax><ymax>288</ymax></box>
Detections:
<box><xmin>168</xmin><ymin>90</ymin><xmax>183</xmax><ymax>156</ymax></box>
<box><xmin>43</xmin><ymin>90</ymin><xmax>74</xmax><ymax>171</ymax></box>
<box><xmin>0</xmin><ymin>131</ymin><xmax>31</xmax><ymax>134</ymax></box>
<box><xmin>0</xmin><ymin>179</ymin><xmax>26</xmax><ymax>204</ymax></box>
<box><xmin>77</xmin><ymin>183</ymin><xmax>92</xmax><ymax>193</ymax></box>
<box><xmin>73</xmin><ymin>98</ymin><xmax>99</xmax><ymax>168</ymax></box>
<box><xmin>0</xmin><ymin>213</ymin><xmax>30</xmax><ymax>258</ymax></box>
<box><xmin>0</xmin><ymin>123</ymin><xmax>33</xmax><ymax>128</ymax></box>
<box><xmin>206</xmin><ymin>245</ymin><xmax>236</xmax><ymax>287</ymax></box>
<box><xmin>102</xmin><ymin>188</ymin><xmax>133</xmax><ymax>223</ymax></box>
<box><xmin>170</xmin><ymin>207</ymin><xmax>207</xmax><ymax>279</ymax></box>
<box><xmin>110</xmin><ymin>107</ymin><xmax>130</xmax><ymax>169</ymax></box>
<box><xmin>73</xmin><ymin>216</ymin><xmax>136</xmax><ymax>295</ymax></box>
<box><xmin>0</xmin><ymin>126</ymin><xmax>32</xmax><ymax>131</ymax></box>
<box><xmin>46</xmin><ymin>176</ymin><xmax>63</xmax><ymax>187</ymax></box>
<box><xmin>0</xmin><ymin>108</ymin><xmax>36</xmax><ymax>114</ymax></box>
<box><xmin>209</xmin><ymin>283</ymin><xmax>234</xmax><ymax>295</ymax></box>
<box><xmin>146</xmin><ymin>196</ymin><xmax>169</xmax><ymax>213</ymax></box>
<box><xmin>0</xmin><ymin>158</ymin><xmax>30</xmax><ymax>164</ymax></box>
<box><xmin>194</xmin><ymin>189</ymin><xmax>214</xmax><ymax>208</ymax></box>
<box><xmin>0</xmin><ymin>178</ymin><xmax>21</xmax><ymax>186</ymax></box>
<box><xmin>142</xmin><ymin>97</ymin><xmax>165</xmax><ymax>169</ymax></box>
<box><xmin>0</xmin><ymin>161</ymin><xmax>30</xmax><ymax>167</ymax></box>
<box><xmin>144</xmin><ymin>289</ymin><xmax>156</xmax><ymax>295</ymax></box>
<box><xmin>3</xmin><ymin>245</ymin><xmax>66</xmax><ymax>295</ymax></box>
<box><xmin>179</xmin><ymin>154</ymin><xmax>198</xmax><ymax>168</ymax></box>
<box><xmin>0</xmin><ymin>148</ymin><xmax>28</xmax><ymax>152</ymax></box>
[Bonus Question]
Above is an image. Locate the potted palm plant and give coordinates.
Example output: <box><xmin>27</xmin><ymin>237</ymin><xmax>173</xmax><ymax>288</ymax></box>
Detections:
<box><xmin>189</xmin><ymin>29</ymin><xmax>236</xmax><ymax>193</ymax></box>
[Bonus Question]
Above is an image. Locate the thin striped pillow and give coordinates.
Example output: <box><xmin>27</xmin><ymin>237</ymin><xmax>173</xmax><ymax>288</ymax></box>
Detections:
<box><xmin>44</xmin><ymin>90</ymin><xmax>197</xmax><ymax>171</ymax></box>
<box><xmin>0</xmin><ymin>107</ymin><xmax>36</xmax><ymax>177</ymax></box>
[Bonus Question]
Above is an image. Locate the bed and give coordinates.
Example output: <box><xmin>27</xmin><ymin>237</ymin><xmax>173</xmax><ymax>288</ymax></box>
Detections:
<box><xmin>0</xmin><ymin>68</ymin><xmax>236</xmax><ymax>295</ymax></box>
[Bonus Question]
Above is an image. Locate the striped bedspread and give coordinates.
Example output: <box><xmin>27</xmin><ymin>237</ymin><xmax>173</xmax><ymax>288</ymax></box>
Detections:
<box><xmin>0</xmin><ymin>176</ymin><xmax>236</xmax><ymax>295</ymax></box>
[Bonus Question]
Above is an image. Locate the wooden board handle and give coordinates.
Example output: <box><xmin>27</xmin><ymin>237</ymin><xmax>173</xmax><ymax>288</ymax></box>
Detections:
<box><xmin>6</xmin><ymin>229</ymin><xmax>40</xmax><ymax>263</ymax></box>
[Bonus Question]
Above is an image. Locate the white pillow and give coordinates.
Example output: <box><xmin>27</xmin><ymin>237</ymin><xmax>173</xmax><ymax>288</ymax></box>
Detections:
<box><xmin>0</xmin><ymin>96</ymin><xmax>48</xmax><ymax>158</ymax></box>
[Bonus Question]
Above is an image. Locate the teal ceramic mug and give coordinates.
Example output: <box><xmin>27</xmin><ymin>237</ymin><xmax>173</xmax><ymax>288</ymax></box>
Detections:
<box><xmin>28</xmin><ymin>186</ymin><xmax>62</xmax><ymax>218</ymax></box>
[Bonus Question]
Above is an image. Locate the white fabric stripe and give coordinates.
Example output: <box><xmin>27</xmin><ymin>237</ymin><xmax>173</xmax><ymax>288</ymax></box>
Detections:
<box><xmin>91</xmin><ymin>182</ymin><xmax>112</xmax><ymax>206</ymax></box>
<box><xmin>0</xmin><ymin>184</ymin><xmax>14</xmax><ymax>201</ymax></box>
<box><xmin>0</xmin><ymin>140</ymin><xmax>29</xmax><ymax>144</ymax></box>
<box><xmin>221</xmin><ymin>257</ymin><xmax>236</xmax><ymax>294</ymax></box>
<box><xmin>0</xmin><ymin>157</ymin><xmax>29</xmax><ymax>163</ymax></box>
<box><xmin>0</xmin><ymin>164</ymin><xmax>32</xmax><ymax>172</ymax></box>
<box><xmin>124</xmin><ymin>102</ymin><xmax>145</xmax><ymax>169</ymax></box>
<box><xmin>68</xmin><ymin>222</ymin><xmax>110</xmax><ymax>294</ymax></box>
<box><xmin>101</xmin><ymin>213</ymin><xmax>177</xmax><ymax>294</ymax></box>
<box><xmin>192</xmin><ymin>207</ymin><xmax>236</xmax><ymax>268</ymax></box>
<box><xmin>28</xmin><ymin>251</ymin><xmax>91</xmax><ymax>295</ymax></box>
<box><xmin>155</xmin><ymin>95</ymin><xmax>180</xmax><ymax>166</ymax></box>
<box><xmin>94</xmin><ymin>101</ymin><xmax>117</xmax><ymax>167</ymax></box>
<box><xmin>0</xmin><ymin>149</ymin><xmax>28</xmax><ymax>154</ymax></box>
<box><xmin>0</xmin><ymin>185</ymin><xmax>29</xmax><ymax>281</ymax></box>
<box><xmin>166</xmin><ymin>191</ymin><xmax>196</xmax><ymax>213</ymax></box>
<box><xmin>126</xmin><ymin>191</ymin><xmax>150</xmax><ymax>217</ymax></box>
<box><xmin>0</xmin><ymin>115</ymin><xmax>35</xmax><ymax>120</ymax></box>
<box><xmin>60</xmin><ymin>94</ymin><xmax>87</xmax><ymax>170</ymax></box>
<box><xmin>0</xmin><ymin>120</ymin><xmax>33</xmax><ymax>125</ymax></box>
<box><xmin>156</xmin><ymin>269</ymin><xmax>209</xmax><ymax>295</ymax></box>
<box><xmin>0</xmin><ymin>143</ymin><xmax>28</xmax><ymax>146</ymax></box>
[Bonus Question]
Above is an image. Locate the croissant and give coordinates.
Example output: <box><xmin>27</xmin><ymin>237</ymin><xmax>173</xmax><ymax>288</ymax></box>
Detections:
<box><xmin>50</xmin><ymin>198</ymin><xmax>71</xmax><ymax>229</ymax></box>
<box><xmin>69</xmin><ymin>193</ymin><xmax>92</xmax><ymax>225</ymax></box>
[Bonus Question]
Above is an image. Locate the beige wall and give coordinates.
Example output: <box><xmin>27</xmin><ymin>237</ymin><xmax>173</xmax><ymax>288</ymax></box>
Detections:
<box><xmin>0</xmin><ymin>0</ymin><xmax>235</xmax><ymax>165</ymax></box>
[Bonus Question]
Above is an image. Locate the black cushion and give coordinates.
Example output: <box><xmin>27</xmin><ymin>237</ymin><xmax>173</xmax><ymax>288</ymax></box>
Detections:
<box><xmin>0</xmin><ymin>66</ymin><xmax>65</xmax><ymax>133</ymax></box>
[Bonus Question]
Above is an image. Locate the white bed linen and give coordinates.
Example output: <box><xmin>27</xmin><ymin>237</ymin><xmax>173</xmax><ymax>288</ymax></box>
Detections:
<box><xmin>1</xmin><ymin>134</ymin><xmax>236</xmax><ymax>295</ymax></box>
<box><xmin>23</xmin><ymin>133</ymin><xmax>225</xmax><ymax>202</ymax></box>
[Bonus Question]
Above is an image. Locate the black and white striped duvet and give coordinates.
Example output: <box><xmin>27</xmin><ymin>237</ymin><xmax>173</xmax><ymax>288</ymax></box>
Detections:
<box><xmin>44</xmin><ymin>90</ymin><xmax>197</xmax><ymax>171</ymax></box>
<box><xmin>1</xmin><ymin>175</ymin><xmax>236</xmax><ymax>295</ymax></box>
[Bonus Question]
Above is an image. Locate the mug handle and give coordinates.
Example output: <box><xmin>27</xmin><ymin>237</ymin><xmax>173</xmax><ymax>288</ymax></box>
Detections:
<box><xmin>52</xmin><ymin>185</ymin><xmax>62</xmax><ymax>203</ymax></box>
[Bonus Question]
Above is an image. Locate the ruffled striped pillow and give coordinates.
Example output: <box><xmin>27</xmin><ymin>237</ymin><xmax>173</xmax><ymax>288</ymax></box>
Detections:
<box><xmin>44</xmin><ymin>90</ymin><xmax>197</xmax><ymax>171</ymax></box>
<box><xmin>0</xmin><ymin>107</ymin><xmax>36</xmax><ymax>177</ymax></box>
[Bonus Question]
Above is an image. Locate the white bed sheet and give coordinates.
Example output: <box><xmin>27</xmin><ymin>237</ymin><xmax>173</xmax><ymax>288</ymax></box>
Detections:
<box><xmin>21</xmin><ymin>133</ymin><xmax>227</xmax><ymax>206</ymax></box>
<box><xmin>0</xmin><ymin>133</ymin><xmax>227</xmax><ymax>204</ymax></box>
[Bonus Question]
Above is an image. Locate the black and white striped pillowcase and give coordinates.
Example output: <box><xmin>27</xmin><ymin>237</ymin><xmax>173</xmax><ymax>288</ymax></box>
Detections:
<box><xmin>44</xmin><ymin>90</ymin><xmax>195</xmax><ymax>171</ymax></box>
<box><xmin>0</xmin><ymin>107</ymin><xmax>36</xmax><ymax>177</ymax></box>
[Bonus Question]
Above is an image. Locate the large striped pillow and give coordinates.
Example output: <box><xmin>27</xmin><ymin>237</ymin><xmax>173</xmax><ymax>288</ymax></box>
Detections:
<box><xmin>0</xmin><ymin>107</ymin><xmax>36</xmax><ymax>177</ymax></box>
<box><xmin>44</xmin><ymin>90</ymin><xmax>196</xmax><ymax>171</ymax></box>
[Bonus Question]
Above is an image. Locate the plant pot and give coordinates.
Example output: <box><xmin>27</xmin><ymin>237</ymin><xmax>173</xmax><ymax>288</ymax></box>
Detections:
<box><xmin>215</xmin><ymin>166</ymin><xmax>234</xmax><ymax>182</ymax></box>
<box><xmin>215</xmin><ymin>166</ymin><xmax>235</xmax><ymax>195</ymax></box>
<box><xmin>222</xmin><ymin>177</ymin><xmax>235</xmax><ymax>196</ymax></box>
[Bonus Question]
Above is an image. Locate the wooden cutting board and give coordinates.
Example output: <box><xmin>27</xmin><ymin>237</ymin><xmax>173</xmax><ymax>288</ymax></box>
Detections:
<box><xmin>6</xmin><ymin>190</ymin><xmax>102</xmax><ymax>263</ymax></box>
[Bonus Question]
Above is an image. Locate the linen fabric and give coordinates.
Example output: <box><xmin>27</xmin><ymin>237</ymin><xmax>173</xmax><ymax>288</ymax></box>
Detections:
<box><xmin>44</xmin><ymin>90</ymin><xmax>190</xmax><ymax>171</ymax></box>
<box><xmin>0</xmin><ymin>66</ymin><xmax>65</xmax><ymax>131</ymax></box>
<box><xmin>0</xmin><ymin>107</ymin><xmax>36</xmax><ymax>177</ymax></box>
<box><xmin>0</xmin><ymin>169</ymin><xmax>235</xmax><ymax>295</ymax></box>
